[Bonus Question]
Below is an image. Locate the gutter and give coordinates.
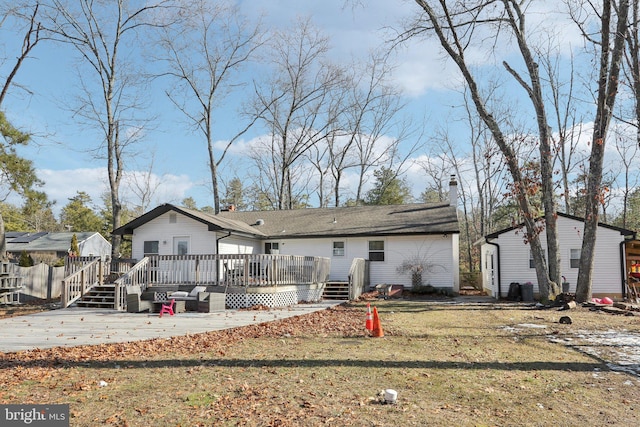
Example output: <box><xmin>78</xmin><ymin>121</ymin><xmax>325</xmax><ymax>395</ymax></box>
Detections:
<box><xmin>486</xmin><ymin>238</ymin><xmax>502</xmax><ymax>298</ymax></box>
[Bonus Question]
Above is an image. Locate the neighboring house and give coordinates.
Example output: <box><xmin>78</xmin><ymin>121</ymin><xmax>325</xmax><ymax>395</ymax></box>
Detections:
<box><xmin>478</xmin><ymin>213</ymin><xmax>637</xmax><ymax>299</ymax></box>
<box><xmin>5</xmin><ymin>232</ymin><xmax>112</xmax><ymax>264</ymax></box>
<box><xmin>113</xmin><ymin>182</ymin><xmax>461</xmax><ymax>291</ymax></box>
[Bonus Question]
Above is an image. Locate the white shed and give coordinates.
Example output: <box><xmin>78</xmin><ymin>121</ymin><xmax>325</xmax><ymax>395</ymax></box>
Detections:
<box><xmin>478</xmin><ymin>213</ymin><xmax>635</xmax><ymax>299</ymax></box>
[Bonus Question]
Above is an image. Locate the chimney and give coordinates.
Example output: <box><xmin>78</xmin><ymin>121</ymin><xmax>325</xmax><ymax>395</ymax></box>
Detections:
<box><xmin>449</xmin><ymin>174</ymin><xmax>458</xmax><ymax>207</ymax></box>
<box><xmin>228</xmin><ymin>204</ymin><xmax>236</xmax><ymax>212</ymax></box>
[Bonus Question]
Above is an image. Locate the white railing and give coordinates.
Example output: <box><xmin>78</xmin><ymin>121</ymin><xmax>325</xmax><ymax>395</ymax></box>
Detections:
<box><xmin>112</xmin><ymin>257</ymin><xmax>151</xmax><ymax>310</ymax></box>
<box><xmin>61</xmin><ymin>258</ymin><xmax>105</xmax><ymax>307</ymax></box>
<box><xmin>145</xmin><ymin>254</ymin><xmax>331</xmax><ymax>288</ymax></box>
<box><xmin>348</xmin><ymin>258</ymin><xmax>368</xmax><ymax>300</ymax></box>
<box><xmin>64</xmin><ymin>254</ymin><xmax>331</xmax><ymax>310</ymax></box>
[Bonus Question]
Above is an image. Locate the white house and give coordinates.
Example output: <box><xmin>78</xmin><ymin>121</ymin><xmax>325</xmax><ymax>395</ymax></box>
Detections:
<box><xmin>113</xmin><ymin>186</ymin><xmax>461</xmax><ymax>291</ymax></box>
<box><xmin>478</xmin><ymin>213</ymin><xmax>636</xmax><ymax>299</ymax></box>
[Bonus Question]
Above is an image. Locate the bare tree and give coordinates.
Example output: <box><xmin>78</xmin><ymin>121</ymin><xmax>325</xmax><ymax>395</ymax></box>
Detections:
<box><xmin>250</xmin><ymin>18</ymin><xmax>343</xmax><ymax>210</ymax></box>
<box><xmin>44</xmin><ymin>0</ymin><xmax>173</xmax><ymax>258</ymax></box>
<box><xmin>330</xmin><ymin>52</ymin><xmax>408</xmax><ymax>207</ymax></box>
<box><xmin>403</xmin><ymin>0</ymin><xmax>562</xmax><ymax>299</ymax></box>
<box><xmin>539</xmin><ymin>48</ymin><xmax>586</xmax><ymax>214</ymax></box>
<box><xmin>569</xmin><ymin>0</ymin><xmax>630</xmax><ymax>302</ymax></box>
<box><xmin>0</xmin><ymin>1</ymin><xmax>47</xmax><ymax>259</ymax></box>
<box><xmin>126</xmin><ymin>154</ymin><xmax>161</xmax><ymax>216</ymax></box>
<box><xmin>156</xmin><ymin>0</ymin><xmax>263</xmax><ymax>213</ymax></box>
<box><xmin>0</xmin><ymin>1</ymin><xmax>45</xmax><ymax>107</ymax></box>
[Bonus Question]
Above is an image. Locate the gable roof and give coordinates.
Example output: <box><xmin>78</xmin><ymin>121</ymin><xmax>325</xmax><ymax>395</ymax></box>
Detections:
<box><xmin>5</xmin><ymin>232</ymin><xmax>106</xmax><ymax>253</ymax></box>
<box><xmin>113</xmin><ymin>202</ymin><xmax>459</xmax><ymax>239</ymax></box>
<box><xmin>484</xmin><ymin>212</ymin><xmax>636</xmax><ymax>240</ymax></box>
<box><xmin>111</xmin><ymin>204</ymin><xmax>266</xmax><ymax>238</ymax></box>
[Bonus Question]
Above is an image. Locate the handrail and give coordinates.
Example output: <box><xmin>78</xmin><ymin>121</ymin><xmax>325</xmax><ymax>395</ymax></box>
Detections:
<box><xmin>61</xmin><ymin>258</ymin><xmax>104</xmax><ymax>308</ymax></box>
<box><xmin>348</xmin><ymin>258</ymin><xmax>367</xmax><ymax>300</ymax></box>
<box><xmin>113</xmin><ymin>257</ymin><xmax>150</xmax><ymax>310</ymax></box>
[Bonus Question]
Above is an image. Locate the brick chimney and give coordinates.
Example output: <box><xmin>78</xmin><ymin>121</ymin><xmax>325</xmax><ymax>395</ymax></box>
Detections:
<box><xmin>449</xmin><ymin>174</ymin><xmax>458</xmax><ymax>207</ymax></box>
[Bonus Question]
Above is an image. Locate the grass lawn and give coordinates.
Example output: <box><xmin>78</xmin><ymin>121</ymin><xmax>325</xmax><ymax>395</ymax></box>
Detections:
<box><xmin>1</xmin><ymin>299</ymin><xmax>639</xmax><ymax>426</ymax></box>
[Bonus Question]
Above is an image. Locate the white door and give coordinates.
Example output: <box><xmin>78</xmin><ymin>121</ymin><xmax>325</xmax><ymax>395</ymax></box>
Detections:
<box><xmin>173</xmin><ymin>237</ymin><xmax>191</xmax><ymax>282</ymax></box>
<box><xmin>173</xmin><ymin>237</ymin><xmax>189</xmax><ymax>255</ymax></box>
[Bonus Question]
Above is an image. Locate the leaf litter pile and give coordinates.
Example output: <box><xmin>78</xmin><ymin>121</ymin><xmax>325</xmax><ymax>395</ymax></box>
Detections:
<box><xmin>2</xmin><ymin>299</ymin><xmax>640</xmax><ymax>426</ymax></box>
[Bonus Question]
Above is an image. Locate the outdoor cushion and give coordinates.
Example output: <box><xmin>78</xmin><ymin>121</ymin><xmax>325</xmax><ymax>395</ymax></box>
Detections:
<box><xmin>189</xmin><ymin>285</ymin><xmax>207</xmax><ymax>297</ymax></box>
<box><xmin>170</xmin><ymin>291</ymin><xmax>189</xmax><ymax>298</ymax></box>
<box><xmin>128</xmin><ymin>285</ymin><xmax>142</xmax><ymax>295</ymax></box>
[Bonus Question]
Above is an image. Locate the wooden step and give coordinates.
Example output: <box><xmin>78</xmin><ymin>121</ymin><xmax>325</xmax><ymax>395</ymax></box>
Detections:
<box><xmin>76</xmin><ymin>284</ymin><xmax>117</xmax><ymax>309</ymax></box>
<box><xmin>323</xmin><ymin>282</ymin><xmax>349</xmax><ymax>300</ymax></box>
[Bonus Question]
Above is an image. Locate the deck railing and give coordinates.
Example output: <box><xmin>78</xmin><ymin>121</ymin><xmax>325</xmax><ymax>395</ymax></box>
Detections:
<box><xmin>144</xmin><ymin>254</ymin><xmax>330</xmax><ymax>288</ymax></box>
<box><xmin>61</xmin><ymin>257</ymin><xmax>104</xmax><ymax>307</ymax></box>
<box><xmin>65</xmin><ymin>254</ymin><xmax>330</xmax><ymax>310</ymax></box>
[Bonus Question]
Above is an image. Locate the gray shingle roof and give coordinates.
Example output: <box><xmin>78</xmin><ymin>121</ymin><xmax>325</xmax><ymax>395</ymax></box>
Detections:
<box><xmin>6</xmin><ymin>232</ymin><xmax>101</xmax><ymax>252</ymax></box>
<box><xmin>113</xmin><ymin>203</ymin><xmax>459</xmax><ymax>239</ymax></box>
<box><xmin>218</xmin><ymin>203</ymin><xmax>459</xmax><ymax>238</ymax></box>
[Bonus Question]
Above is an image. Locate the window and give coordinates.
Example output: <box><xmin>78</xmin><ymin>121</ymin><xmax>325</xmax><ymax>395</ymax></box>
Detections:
<box><xmin>333</xmin><ymin>241</ymin><xmax>345</xmax><ymax>257</ymax></box>
<box><xmin>369</xmin><ymin>240</ymin><xmax>385</xmax><ymax>262</ymax></box>
<box><xmin>265</xmin><ymin>242</ymin><xmax>279</xmax><ymax>254</ymax></box>
<box><xmin>529</xmin><ymin>251</ymin><xmax>534</xmax><ymax>269</ymax></box>
<box><xmin>570</xmin><ymin>249</ymin><xmax>580</xmax><ymax>268</ymax></box>
<box><xmin>529</xmin><ymin>250</ymin><xmax>546</xmax><ymax>268</ymax></box>
<box><xmin>143</xmin><ymin>241</ymin><xmax>159</xmax><ymax>256</ymax></box>
<box><xmin>169</xmin><ymin>213</ymin><xmax>177</xmax><ymax>223</ymax></box>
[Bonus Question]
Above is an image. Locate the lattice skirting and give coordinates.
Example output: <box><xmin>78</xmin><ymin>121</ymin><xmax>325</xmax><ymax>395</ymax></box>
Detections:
<box><xmin>226</xmin><ymin>283</ymin><xmax>325</xmax><ymax>309</ymax></box>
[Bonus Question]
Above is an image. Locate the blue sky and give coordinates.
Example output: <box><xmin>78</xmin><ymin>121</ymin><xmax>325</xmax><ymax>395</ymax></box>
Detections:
<box><xmin>2</xmin><ymin>0</ymin><xmax>608</xmax><ymax>216</ymax></box>
<box><xmin>1</xmin><ymin>0</ymin><xmax>444</xmax><ymax>213</ymax></box>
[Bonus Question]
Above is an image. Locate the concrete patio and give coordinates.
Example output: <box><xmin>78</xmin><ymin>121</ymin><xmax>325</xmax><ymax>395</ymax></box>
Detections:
<box><xmin>0</xmin><ymin>301</ymin><xmax>342</xmax><ymax>353</ymax></box>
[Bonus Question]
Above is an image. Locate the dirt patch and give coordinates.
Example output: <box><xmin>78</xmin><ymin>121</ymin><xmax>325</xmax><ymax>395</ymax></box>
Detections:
<box><xmin>0</xmin><ymin>300</ymin><xmax>58</xmax><ymax>319</ymax></box>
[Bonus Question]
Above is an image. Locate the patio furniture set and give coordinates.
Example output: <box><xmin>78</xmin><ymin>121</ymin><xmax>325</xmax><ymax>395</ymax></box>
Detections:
<box><xmin>126</xmin><ymin>284</ymin><xmax>226</xmax><ymax>314</ymax></box>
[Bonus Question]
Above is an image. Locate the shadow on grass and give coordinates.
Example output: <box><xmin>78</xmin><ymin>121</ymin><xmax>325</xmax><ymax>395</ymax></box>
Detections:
<box><xmin>350</xmin><ymin>300</ymin><xmax>540</xmax><ymax>313</ymax></box>
<box><xmin>0</xmin><ymin>355</ymin><xmax>608</xmax><ymax>372</ymax></box>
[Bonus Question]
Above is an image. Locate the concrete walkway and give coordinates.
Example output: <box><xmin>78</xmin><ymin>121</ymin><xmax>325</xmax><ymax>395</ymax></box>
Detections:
<box><xmin>0</xmin><ymin>301</ymin><xmax>342</xmax><ymax>353</ymax></box>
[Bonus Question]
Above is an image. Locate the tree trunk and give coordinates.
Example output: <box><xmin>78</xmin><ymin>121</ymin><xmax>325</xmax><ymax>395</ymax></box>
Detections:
<box><xmin>576</xmin><ymin>0</ymin><xmax>629</xmax><ymax>302</ymax></box>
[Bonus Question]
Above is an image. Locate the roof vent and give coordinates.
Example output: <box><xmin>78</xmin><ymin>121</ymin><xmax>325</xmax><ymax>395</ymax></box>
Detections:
<box><xmin>256</xmin><ymin>219</ymin><xmax>264</xmax><ymax>226</ymax></box>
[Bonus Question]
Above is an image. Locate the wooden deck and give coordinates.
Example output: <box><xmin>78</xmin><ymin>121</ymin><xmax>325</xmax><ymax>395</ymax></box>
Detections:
<box><xmin>62</xmin><ymin>254</ymin><xmax>331</xmax><ymax>310</ymax></box>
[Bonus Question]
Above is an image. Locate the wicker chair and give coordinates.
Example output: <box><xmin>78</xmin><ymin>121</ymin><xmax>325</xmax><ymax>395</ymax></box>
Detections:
<box><xmin>126</xmin><ymin>285</ymin><xmax>153</xmax><ymax>313</ymax></box>
<box><xmin>197</xmin><ymin>286</ymin><xmax>226</xmax><ymax>312</ymax></box>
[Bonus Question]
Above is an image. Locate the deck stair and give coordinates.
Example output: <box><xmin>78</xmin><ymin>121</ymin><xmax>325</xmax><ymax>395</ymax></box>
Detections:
<box><xmin>323</xmin><ymin>281</ymin><xmax>349</xmax><ymax>300</ymax></box>
<box><xmin>75</xmin><ymin>284</ymin><xmax>117</xmax><ymax>309</ymax></box>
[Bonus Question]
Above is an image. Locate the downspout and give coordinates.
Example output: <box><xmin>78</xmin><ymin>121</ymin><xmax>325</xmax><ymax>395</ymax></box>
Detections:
<box><xmin>486</xmin><ymin>238</ymin><xmax>502</xmax><ymax>299</ymax></box>
<box><xmin>620</xmin><ymin>240</ymin><xmax>627</xmax><ymax>298</ymax></box>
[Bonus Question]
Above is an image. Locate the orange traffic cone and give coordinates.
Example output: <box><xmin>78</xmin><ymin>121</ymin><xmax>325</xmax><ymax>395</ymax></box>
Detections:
<box><xmin>365</xmin><ymin>303</ymin><xmax>373</xmax><ymax>331</ymax></box>
<box><xmin>371</xmin><ymin>306</ymin><xmax>384</xmax><ymax>338</ymax></box>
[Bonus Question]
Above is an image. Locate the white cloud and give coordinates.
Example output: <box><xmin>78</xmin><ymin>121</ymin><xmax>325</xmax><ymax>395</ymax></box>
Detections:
<box><xmin>34</xmin><ymin>168</ymin><xmax>195</xmax><ymax>215</ymax></box>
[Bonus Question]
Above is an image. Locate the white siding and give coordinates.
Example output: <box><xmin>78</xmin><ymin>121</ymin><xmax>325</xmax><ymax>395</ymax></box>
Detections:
<box><xmin>218</xmin><ymin>236</ymin><xmax>260</xmax><ymax>254</ymax></box>
<box><xmin>129</xmin><ymin>210</ymin><xmax>459</xmax><ymax>290</ymax></box>
<box><xmin>482</xmin><ymin>216</ymin><xmax>626</xmax><ymax>296</ymax></box>
<box><xmin>78</xmin><ymin>234</ymin><xmax>111</xmax><ymax>260</ymax></box>
<box><xmin>131</xmin><ymin>212</ymin><xmax>216</xmax><ymax>259</ymax></box>
<box><xmin>276</xmin><ymin>235</ymin><xmax>457</xmax><ymax>289</ymax></box>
